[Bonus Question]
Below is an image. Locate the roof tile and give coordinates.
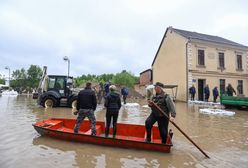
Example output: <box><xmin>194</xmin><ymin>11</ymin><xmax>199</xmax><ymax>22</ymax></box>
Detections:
<box><xmin>173</xmin><ymin>28</ymin><xmax>248</xmax><ymax>48</ymax></box>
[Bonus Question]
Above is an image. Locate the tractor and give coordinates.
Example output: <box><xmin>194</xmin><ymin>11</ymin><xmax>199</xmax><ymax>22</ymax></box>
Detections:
<box><xmin>33</xmin><ymin>66</ymin><xmax>78</xmax><ymax>108</ymax></box>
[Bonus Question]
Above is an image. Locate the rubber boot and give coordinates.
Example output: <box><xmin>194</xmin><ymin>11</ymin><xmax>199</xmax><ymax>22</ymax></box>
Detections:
<box><xmin>113</xmin><ymin>125</ymin><xmax>117</xmax><ymax>138</ymax></box>
<box><xmin>105</xmin><ymin>127</ymin><xmax>109</xmax><ymax>138</ymax></box>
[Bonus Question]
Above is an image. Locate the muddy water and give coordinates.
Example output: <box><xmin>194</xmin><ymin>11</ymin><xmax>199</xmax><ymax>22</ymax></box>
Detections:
<box><xmin>0</xmin><ymin>95</ymin><xmax>248</xmax><ymax>168</ymax></box>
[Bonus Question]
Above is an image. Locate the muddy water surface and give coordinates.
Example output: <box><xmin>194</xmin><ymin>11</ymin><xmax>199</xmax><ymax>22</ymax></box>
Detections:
<box><xmin>0</xmin><ymin>95</ymin><xmax>248</xmax><ymax>168</ymax></box>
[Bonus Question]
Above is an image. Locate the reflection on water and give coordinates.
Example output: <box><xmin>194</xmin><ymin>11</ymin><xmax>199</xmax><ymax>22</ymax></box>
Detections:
<box><xmin>0</xmin><ymin>95</ymin><xmax>248</xmax><ymax>168</ymax></box>
<box><xmin>32</xmin><ymin>136</ymin><xmax>166</xmax><ymax>168</ymax></box>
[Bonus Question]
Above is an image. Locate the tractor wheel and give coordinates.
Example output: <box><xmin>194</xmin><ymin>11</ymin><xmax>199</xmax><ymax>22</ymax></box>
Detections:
<box><xmin>70</xmin><ymin>99</ymin><xmax>77</xmax><ymax>109</ymax></box>
<box><xmin>43</xmin><ymin>97</ymin><xmax>57</xmax><ymax>108</ymax></box>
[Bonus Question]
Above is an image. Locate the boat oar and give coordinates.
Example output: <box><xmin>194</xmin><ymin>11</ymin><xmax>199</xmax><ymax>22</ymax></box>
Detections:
<box><xmin>150</xmin><ymin>101</ymin><xmax>210</xmax><ymax>159</ymax></box>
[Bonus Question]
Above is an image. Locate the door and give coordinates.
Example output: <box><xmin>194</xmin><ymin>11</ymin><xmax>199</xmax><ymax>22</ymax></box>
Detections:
<box><xmin>198</xmin><ymin>79</ymin><xmax>205</xmax><ymax>101</ymax></box>
<box><xmin>55</xmin><ymin>77</ymin><xmax>66</xmax><ymax>97</ymax></box>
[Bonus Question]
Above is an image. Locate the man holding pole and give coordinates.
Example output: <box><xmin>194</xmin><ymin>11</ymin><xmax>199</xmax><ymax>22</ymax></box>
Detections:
<box><xmin>145</xmin><ymin>82</ymin><xmax>176</xmax><ymax>144</ymax></box>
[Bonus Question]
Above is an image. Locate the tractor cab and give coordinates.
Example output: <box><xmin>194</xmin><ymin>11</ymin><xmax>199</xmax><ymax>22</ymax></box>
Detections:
<box><xmin>34</xmin><ymin>66</ymin><xmax>78</xmax><ymax>108</ymax></box>
<box><xmin>47</xmin><ymin>75</ymin><xmax>73</xmax><ymax>97</ymax></box>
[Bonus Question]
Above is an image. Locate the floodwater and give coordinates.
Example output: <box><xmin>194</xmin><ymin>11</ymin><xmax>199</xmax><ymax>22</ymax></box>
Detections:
<box><xmin>0</xmin><ymin>95</ymin><xmax>248</xmax><ymax>168</ymax></box>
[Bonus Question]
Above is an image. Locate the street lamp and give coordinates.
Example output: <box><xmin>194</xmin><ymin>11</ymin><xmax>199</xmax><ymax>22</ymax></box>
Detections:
<box><xmin>63</xmin><ymin>56</ymin><xmax>70</xmax><ymax>78</ymax></box>
<box><xmin>5</xmin><ymin>66</ymin><xmax>10</xmax><ymax>87</ymax></box>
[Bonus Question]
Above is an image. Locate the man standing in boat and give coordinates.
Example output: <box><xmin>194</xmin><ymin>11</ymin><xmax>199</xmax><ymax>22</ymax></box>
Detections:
<box><xmin>145</xmin><ymin>82</ymin><xmax>176</xmax><ymax>144</ymax></box>
<box><xmin>74</xmin><ymin>82</ymin><xmax>97</xmax><ymax>135</ymax></box>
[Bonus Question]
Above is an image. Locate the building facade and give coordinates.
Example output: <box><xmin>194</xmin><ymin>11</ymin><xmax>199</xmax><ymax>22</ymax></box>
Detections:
<box><xmin>152</xmin><ymin>27</ymin><xmax>248</xmax><ymax>102</ymax></box>
<box><xmin>139</xmin><ymin>69</ymin><xmax>152</xmax><ymax>86</ymax></box>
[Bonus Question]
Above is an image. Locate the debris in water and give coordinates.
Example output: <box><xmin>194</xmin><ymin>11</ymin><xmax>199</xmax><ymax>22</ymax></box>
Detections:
<box><xmin>199</xmin><ymin>108</ymin><xmax>235</xmax><ymax>116</ymax></box>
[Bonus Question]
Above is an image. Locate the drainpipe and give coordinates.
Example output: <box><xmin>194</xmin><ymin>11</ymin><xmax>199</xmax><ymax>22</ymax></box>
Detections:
<box><xmin>186</xmin><ymin>39</ymin><xmax>190</xmax><ymax>103</ymax></box>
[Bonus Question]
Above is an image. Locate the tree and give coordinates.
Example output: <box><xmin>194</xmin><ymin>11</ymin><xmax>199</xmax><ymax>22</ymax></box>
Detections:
<box><xmin>0</xmin><ymin>74</ymin><xmax>5</xmax><ymax>84</ymax></box>
<box><xmin>0</xmin><ymin>79</ymin><xmax>4</xmax><ymax>84</ymax></box>
<box><xmin>12</xmin><ymin>68</ymin><xmax>27</xmax><ymax>80</ymax></box>
<box><xmin>10</xmin><ymin>65</ymin><xmax>42</xmax><ymax>92</ymax></box>
<box><xmin>73</xmin><ymin>71</ymin><xmax>138</xmax><ymax>88</ymax></box>
<box><xmin>11</xmin><ymin>68</ymin><xmax>27</xmax><ymax>89</ymax></box>
<box><xmin>74</xmin><ymin>73</ymin><xmax>115</xmax><ymax>87</ymax></box>
<box><xmin>112</xmin><ymin>70</ymin><xmax>138</xmax><ymax>88</ymax></box>
<box><xmin>27</xmin><ymin>65</ymin><xmax>42</xmax><ymax>89</ymax></box>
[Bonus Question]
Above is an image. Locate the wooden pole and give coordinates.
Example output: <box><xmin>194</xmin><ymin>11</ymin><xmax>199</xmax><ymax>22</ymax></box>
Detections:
<box><xmin>150</xmin><ymin>101</ymin><xmax>210</xmax><ymax>158</ymax></box>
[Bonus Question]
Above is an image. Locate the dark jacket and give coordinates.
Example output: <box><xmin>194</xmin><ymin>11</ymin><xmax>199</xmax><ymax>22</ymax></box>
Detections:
<box><xmin>226</xmin><ymin>85</ymin><xmax>236</xmax><ymax>96</ymax></box>
<box><xmin>104</xmin><ymin>92</ymin><xmax>121</xmax><ymax>111</ymax></box>
<box><xmin>76</xmin><ymin>87</ymin><xmax>97</xmax><ymax>111</ymax></box>
<box><xmin>189</xmin><ymin>86</ymin><xmax>196</xmax><ymax>94</ymax></box>
<box><xmin>121</xmin><ymin>87</ymin><xmax>129</xmax><ymax>96</ymax></box>
<box><xmin>213</xmin><ymin>88</ymin><xmax>219</xmax><ymax>97</ymax></box>
<box><xmin>104</xmin><ymin>83</ymin><xmax>110</xmax><ymax>94</ymax></box>
<box><xmin>204</xmin><ymin>86</ymin><xmax>210</xmax><ymax>96</ymax></box>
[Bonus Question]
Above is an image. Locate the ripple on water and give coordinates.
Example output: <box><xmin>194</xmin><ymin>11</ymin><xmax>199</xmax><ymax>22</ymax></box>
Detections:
<box><xmin>200</xmin><ymin>148</ymin><xmax>248</xmax><ymax>168</ymax></box>
<box><xmin>243</xmin><ymin>121</ymin><xmax>248</xmax><ymax>127</ymax></box>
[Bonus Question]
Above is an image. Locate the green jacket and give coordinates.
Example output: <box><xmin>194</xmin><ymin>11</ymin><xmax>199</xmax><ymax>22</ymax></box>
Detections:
<box><xmin>151</xmin><ymin>91</ymin><xmax>176</xmax><ymax>118</ymax></box>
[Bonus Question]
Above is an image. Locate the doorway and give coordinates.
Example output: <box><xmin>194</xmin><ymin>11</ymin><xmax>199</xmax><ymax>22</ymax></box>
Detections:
<box><xmin>198</xmin><ymin>79</ymin><xmax>205</xmax><ymax>101</ymax></box>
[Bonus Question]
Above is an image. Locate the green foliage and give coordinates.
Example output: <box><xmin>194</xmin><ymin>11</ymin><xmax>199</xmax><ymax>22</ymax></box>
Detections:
<box><xmin>112</xmin><ymin>70</ymin><xmax>138</xmax><ymax>88</ymax></box>
<box><xmin>74</xmin><ymin>73</ymin><xmax>115</xmax><ymax>87</ymax></box>
<box><xmin>11</xmin><ymin>68</ymin><xmax>27</xmax><ymax>88</ymax></box>
<box><xmin>27</xmin><ymin>65</ymin><xmax>42</xmax><ymax>88</ymax></box>
<box><xmin>9</xmin><ymin>66</ymin><xmax>138</xmax><ymax>91</ymax></box>
<box><xmin>0</xmin><ymin>74</ymin><xmax>5</xmax><ymax>84</ymax></box>
<box><xmin>10</xmin><ymin>65</ymin><xmax>42</xmax><ymax>92</ymax></box>
<box><xmin>74</xmin><ymin>70</ymin><xmax>138</xmax><ymax>88</ymax></box>
<box><xmin>0</xmin><ymin>78</ymin><xmax>5</xmax><ymax>84</ymax></box>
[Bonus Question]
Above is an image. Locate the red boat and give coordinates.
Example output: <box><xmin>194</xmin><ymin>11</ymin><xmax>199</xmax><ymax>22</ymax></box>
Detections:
<box><xmin>33</xmin><ymin>118</ymin><xmax>173</xmax><ymax>152</ymax></box>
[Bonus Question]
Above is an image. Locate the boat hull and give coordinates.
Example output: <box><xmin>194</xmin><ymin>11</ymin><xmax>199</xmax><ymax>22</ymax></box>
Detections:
<box><xmin>33</xmin><ymin>118</ymin><xmax>173</xmax><ymax>152</ymax></box>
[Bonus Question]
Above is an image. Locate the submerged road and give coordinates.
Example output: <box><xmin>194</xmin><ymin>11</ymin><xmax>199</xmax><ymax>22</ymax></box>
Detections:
<box><xmin>0</xmin><ymin>95</ymin><xmax>247</xmax><ymax>168</ymax></box>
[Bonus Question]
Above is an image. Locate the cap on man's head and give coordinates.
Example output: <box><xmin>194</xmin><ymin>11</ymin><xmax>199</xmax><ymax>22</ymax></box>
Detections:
<box><xmin>154</xmin><ymin>82</ymin><xmax>164</xmax><ymax>88</ymax></box>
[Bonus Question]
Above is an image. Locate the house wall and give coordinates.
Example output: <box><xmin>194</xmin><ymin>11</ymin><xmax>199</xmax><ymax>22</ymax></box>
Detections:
<box><xmin>188</xmin><ymin>41</ymin><xmax>248</xmax><ymax>100</ymax></box>
<box><xmin>140</xmin><ymin>70</ymin><xmax>152</xmax><ymax>86</ymax></box>
<box><xmin>152</xmin><ymin>29</ymin><xmax>188</xmax><ymax>101</ymax></box>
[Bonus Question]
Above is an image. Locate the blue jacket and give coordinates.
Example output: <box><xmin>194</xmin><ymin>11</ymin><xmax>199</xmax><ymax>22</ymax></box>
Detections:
<box><xmin>121</xmin><ymin>87</ymin><xmax>129</xmax><ymax>96</ymax></box>
<box><xmin>189</xmin><ymin>86</ymin><xmax>196</xmax><ymax>94</ymax></box>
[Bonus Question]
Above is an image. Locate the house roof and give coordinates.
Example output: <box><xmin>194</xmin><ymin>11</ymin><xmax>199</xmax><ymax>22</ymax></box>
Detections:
<box><xmin>140</xmin><ymin>68</ymin><xmax>152</xmax><ymax>75</ymax></box>
<box><xmin>152</xmin><ymin>27</ymin><xmax>248</xmax><ymax>66</ymax></box>
<box><xmin>173</xmin><ymin>28</ymin><xmax>248</xmax><ymax>48</ymax></box>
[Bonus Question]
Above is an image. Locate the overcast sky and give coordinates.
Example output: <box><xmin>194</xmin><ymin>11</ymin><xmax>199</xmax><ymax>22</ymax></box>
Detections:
<box><xmin>1</xmin><ymin>0</ymin><xmax>248</xmax><ymax>78</ymax></box>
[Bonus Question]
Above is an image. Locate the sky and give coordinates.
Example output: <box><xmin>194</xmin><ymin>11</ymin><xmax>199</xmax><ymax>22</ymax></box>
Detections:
<box><xmin>1</xmin><ymin>0</ymin><xmax>248</xmax><ymax>79</ymax></box>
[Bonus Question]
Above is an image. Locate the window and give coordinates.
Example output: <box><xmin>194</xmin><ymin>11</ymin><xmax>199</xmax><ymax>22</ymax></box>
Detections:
<box><xmin>55</xmin><ymin>77</ymin><xmax>65</xmax><ymax>89</ymax></box>
<box><xmin>237</xmin><ymin>80</ymin><xmax>243</xmax><ymax>94</ymax></box>
<box><xmin>237</xmin><ymin>55</ymin><xmax>243</xmax><ymax>70</ymax></box>
<box><xmin>218</xmin><ymin>52</ymin><xmax>225</xmax><ymax>68</ymax></box>
<box><xmin>48</xmin><ymin>77</ymin><xmax>56</xmax><ymax>89</ymax></box>
<box><xmin>219</xmin><ymin>79</ymin><xmax>225</xmax><ymax>94</ymax></box>
<box><xmin>198</xmin><ymin>49</ymin><xmax>205</xmax><ymax>66</ymax></box>
<box><xmin>48</xmin><ymin>77</ymin><xmax>65</xmax><ymax>89</ymax></box>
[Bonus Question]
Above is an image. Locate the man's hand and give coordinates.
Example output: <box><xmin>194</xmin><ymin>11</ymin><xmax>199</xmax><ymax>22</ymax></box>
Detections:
<box><xmin>170</xmin><ymin>116</ymin><xmax>175</xmax><ymax>123</ymax></box>
<box><xmin>147</xmin><ymin>100</ymin><xmax>153</xmax><ymax>107</ymax></box>
<box><xmin>72</xmin><ymin>109</ymin><xmax>78</xmax><ymax>115</ymax></box>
